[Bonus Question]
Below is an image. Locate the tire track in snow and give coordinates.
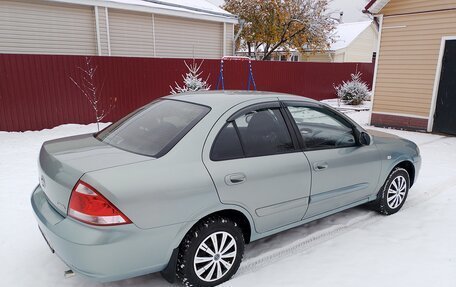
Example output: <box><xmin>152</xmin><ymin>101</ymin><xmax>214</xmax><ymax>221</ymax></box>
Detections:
<box><xmin>229</xmin><ymin>177</ymin><xmax>456</xmax><ymax>281</ymax></box>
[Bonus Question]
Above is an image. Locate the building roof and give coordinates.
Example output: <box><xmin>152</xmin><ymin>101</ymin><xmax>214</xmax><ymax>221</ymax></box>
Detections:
<box><xmin>328</xmin><ymin>0</ymin><xmax>372</xmax><ymax>23</ymax></box>
<box><xmin>364</xmin><ymin>0</ymin><xmax>390</xmax><ymax>14</ymax></box>
<box><xmin>51</xmin><ymin>0</ymin><xmax>237</xmax><ymax>23</ymax></box>
<box><xmin>331</xmin><ymin>20</ymin><xmax>373</xmax><ymax>50</ymax></box>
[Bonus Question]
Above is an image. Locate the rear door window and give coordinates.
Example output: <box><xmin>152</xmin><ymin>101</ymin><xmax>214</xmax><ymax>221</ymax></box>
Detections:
<box><xmin>211</xmin><ymin>123</ymin><xmax>244</xmax><ymax>161</ymax></box>
<box><xmin>235</xmin><ymin>108</ymin><xmax>295</xmax><ymax>157</ymax></box>
<box><xmin>210</xmin><ymin>106</ymin><xmax>295</xmax><ymax>160</ymax></box>
<box><xmin>96</xmin><ymin>100</ymin><xmax>210</xmax><ymax>157</ymax></box>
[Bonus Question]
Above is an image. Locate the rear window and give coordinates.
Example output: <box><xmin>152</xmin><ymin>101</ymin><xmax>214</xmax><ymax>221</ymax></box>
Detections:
<box><xmin>96</xmin><ymin>100</ymin><xmax>210</xmax><ymax>157</ymax></box>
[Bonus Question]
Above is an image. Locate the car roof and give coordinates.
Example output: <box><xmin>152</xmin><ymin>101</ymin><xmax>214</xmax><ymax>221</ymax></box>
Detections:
<box><xmin>164</xmin><ymin>90</ymin><xmax>319</xmax><ymax>109</ymax></box>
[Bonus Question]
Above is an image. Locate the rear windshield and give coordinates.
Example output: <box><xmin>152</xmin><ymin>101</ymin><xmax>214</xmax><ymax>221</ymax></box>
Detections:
<box><xmin>96</xmin><ymin>100</ymin><xmax>210</xmax><ymax>157</ymax></box>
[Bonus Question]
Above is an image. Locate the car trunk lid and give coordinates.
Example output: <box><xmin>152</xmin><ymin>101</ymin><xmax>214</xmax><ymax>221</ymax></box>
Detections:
<box><xmin>38</xmin><ymin>133</ymin><xmax>152</xmax><ymax>216</ymax></box>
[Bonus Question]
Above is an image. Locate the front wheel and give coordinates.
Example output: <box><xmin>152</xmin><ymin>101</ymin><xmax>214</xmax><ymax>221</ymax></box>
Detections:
<box><xmin>176</xmin><ymin>216</ymin><xmax>245</xmax><ymax>287</ymax></box>
<box><xmin>373</xmin><ymin>168</ymin><xmax>410</xmax><ymax>215</ymax></box>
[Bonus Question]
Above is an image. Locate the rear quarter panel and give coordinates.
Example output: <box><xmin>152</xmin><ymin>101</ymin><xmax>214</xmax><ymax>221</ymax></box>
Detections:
<box><xmin>81</xmin><ymin>111</ymin><xmax>223</xmax><ymax>230</ymax></box>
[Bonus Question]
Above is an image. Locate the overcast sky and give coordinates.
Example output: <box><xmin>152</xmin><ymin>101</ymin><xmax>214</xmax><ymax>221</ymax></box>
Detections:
<box><xmin>205</xmin><ymin>0</ymin><xmax>372</xmax><ymax>23</ymax></box>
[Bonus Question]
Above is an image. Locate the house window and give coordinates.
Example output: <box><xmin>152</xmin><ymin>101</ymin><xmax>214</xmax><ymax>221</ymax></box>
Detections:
<box><xmin>280</xmin><ymin>55</ymin><xmax>287</xmax><ymax>61</ymax></box>
<box><xmin>291</xmin><ymin>55</ymin><xmax>299</xmax><ymax>62</ymax></box>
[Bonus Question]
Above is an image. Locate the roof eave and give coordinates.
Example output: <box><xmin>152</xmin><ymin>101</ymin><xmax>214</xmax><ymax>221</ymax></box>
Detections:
<box><xmin>47</xmin><ymin>0</ymin><xmax>238</xmax><ymax>24</ymax></box>
<box><xmin>363</xmin><ymin>0</ymin><xmax>390</xmax><ymax>14</ymax></box>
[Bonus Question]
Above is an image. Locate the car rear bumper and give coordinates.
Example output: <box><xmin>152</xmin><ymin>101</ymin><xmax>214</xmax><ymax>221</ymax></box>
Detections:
<box><xmin>31</xmin><ymin>185</ymin><xmax>184</xmax><ymax>282</ymax></box>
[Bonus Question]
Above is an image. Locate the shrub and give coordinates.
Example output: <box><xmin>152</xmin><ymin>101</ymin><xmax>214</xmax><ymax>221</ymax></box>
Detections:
<box><xmin>335</xmin><ymin>72</ymin><xmax>371</xmax><ymax>105</ymax></box>
<box><xmin>170</xmin><ymin>59</ymin><xmax>210</xmax><ymax>94</ymax></box>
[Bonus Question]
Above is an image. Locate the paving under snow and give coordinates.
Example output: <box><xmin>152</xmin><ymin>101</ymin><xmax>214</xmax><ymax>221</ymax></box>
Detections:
<box><xmin>1</xmin><ymin>109</ymin><xmax>455</xmax><ymax>287</ymax></box>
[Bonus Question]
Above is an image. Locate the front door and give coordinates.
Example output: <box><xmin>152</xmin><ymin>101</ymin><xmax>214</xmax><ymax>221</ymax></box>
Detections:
<box><xmin>433</xmin><ymin>39</ymin><xmax>456</xmax><ymax>135</ymax></box>
<box><xmin>284</xmin><ymin>103</ymin><xmax>381</xmax><ymax>219</ymax></box>
<box><xmin>203</xmin><ymin>102</ymin><xmax>311</xmax><ymax>233</ymax></box>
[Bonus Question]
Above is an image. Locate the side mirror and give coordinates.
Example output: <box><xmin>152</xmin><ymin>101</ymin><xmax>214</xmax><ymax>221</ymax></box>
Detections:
<box><xmin>359</xmin><ymin>132</ymin><xmax>371</xmax><ymax>146</ymax></box>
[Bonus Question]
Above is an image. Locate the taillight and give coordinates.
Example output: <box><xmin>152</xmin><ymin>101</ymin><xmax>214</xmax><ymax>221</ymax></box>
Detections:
<box><xmin>68</xmin><ymin>180</ymin><xmax>131</xmax><ymax>226</ymax></box>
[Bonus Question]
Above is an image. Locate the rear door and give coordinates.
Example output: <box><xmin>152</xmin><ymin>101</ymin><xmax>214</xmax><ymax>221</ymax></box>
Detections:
<box><xmin>283</xmin><ymin>102</ymin><xmax>381</xmax><ymax>219</ymax></box>
<box><xmin>203</xmin><ymin>100</ymin><xmax>312</xmax><ymax>233</ymax></box>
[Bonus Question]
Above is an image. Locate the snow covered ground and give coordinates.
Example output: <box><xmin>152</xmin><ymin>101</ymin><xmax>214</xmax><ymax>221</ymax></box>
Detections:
<box><xmin>1</xmin><ymin>110</ymin><xmax>455</xmax><ymax>287</ymax></box>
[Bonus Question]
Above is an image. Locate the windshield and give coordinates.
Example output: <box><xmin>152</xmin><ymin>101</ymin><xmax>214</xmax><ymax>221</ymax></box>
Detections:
<box><xmin>96</xmin><ymin>100</ymin><xmax>210</xmax><ymax>157</ymax></box>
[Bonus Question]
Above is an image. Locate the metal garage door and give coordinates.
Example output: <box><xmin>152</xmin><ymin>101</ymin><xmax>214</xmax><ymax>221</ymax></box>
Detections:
<box><xmin>433</xmin><ymin>40</ymin><xmax>456</xmax><ymax>135</ymax></box>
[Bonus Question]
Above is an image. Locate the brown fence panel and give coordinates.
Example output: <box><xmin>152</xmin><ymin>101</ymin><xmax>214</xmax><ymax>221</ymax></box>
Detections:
<box><xmin>0</xmin><ymin>54</ymin><xmax>374</xmax><ymax>131</ymax></box>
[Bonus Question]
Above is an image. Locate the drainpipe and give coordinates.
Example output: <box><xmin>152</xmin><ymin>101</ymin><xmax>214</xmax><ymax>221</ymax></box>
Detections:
<box><xmin>233</xmin><ymin>19</ymin><xmax>245</xmax><ymax>56</ymax></box>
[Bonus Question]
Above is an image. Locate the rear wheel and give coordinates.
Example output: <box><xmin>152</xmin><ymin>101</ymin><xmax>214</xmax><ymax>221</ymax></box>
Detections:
<box><xmin>176</xmin><ymin>216</ymin><xmax>244</xmax><ymax>287</ymax></box>
<box><xmin>372</xmin><ymin>168</ymin><xmax>410</xmax><ymax>215</ymax></box>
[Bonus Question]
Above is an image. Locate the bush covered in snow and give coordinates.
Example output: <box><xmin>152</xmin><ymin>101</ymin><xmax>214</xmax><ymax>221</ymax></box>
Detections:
<box><xmin>334</xmin><ymin>72</ymin><xmax>371</xmax><ymax>105</ymax></box>
<box><xmin>170</xmin><ymin>59</ymin><xmax>211</xmax><ymax>94</ymax></box>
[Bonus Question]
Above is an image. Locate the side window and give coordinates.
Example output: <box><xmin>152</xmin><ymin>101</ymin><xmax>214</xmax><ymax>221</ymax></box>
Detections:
<box><xmin>211</xmin><ymin>123</ymin><xmax>244</xmax><ymax>161</ymax></box>
<box><xmin>287</xmin><ymin>106</ymin><xmax>356</xmax><ymax>149</ymax></box>
<box><xmin>235</xmin><ymin>108</ymin><xmax>294</xmax><ymax>157</ymax></box>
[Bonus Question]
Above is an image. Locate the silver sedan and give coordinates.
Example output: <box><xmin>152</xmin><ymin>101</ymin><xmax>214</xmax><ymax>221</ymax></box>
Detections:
<box><xmin>31</xmin><ymin>91</ymin><xmax>421</xmax><ymax>286</ymax></box>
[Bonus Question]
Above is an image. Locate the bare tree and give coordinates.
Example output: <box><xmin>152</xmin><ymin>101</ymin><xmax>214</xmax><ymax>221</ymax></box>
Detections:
<box><xmin>70</xmin><ymin>57</ymin><xmax>115</xmax><ymax>131</ymax></box>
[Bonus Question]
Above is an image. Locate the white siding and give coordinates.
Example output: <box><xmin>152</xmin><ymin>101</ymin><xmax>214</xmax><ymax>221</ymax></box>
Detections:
<box><xmin>344</xmin><ymin>25</ymin><xmax>377</xmax><ymax>63</ymax></box>
<box><xmin>0</xmin><ymin>0</ymin><xmax>96</xmax><ymax>55</ymax></box>
<box><xmin>225</xmin><ymin>23</ymin><xmax>234</xmax><ymax>56</ymax></box>
<box><xmin>301</xmin><ymin>53</ymin><xmax>332</xmax><ymax>62</ymax></box>
<box><xmin>155</xmin><ymin>14</ymin><xmax>222</xmax><ymax>59</ymax></box>
<box><xmin>333</xmin><ymin>52</ymin><xmax>345</xmax><ymax>62</ymax></box>
<box><xmin>109</xmin><ymin>9</ymin><xmax>155</xmax><ymax>57</ymax></box>
<box><xmin>0</xmin><ymin>1</ymin><xmax>232</xmax><ymax>58</ymax></box>
<box><xmin>97</xmin><ymin>7</ymin><xmax>110</xmax><ymax>56</ymax></box>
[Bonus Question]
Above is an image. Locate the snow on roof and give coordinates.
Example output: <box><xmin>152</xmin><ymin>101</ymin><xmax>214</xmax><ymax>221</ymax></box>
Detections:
<box><xmin>107</xmin><ymin>0</ymin><xmax>232</xmax><ymax>16</ymax></box>
<box><xmin>331</xmin><ymin>20</ymin><xmax>373</xmax><ymax>50</ymax></box>
<box><xmin>52</xmin><ymin>0</ymin><xmax>236</xmax><ymax>23</ymax></box>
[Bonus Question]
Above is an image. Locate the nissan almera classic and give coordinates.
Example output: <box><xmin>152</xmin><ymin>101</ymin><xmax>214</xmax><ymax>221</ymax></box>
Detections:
<box><xmin>31</xmin><ymin>91</ymin><xmax>421</xmax><ymax>287</ymax></box>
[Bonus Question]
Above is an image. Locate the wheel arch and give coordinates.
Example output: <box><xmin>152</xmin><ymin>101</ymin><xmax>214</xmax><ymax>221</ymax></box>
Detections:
<box><xmin>393</xmin><ymin>160</ymin><xmax>416</xmax><ymax>187</ymax></box>
<box><xmin>169</xmin><ymin>206</ymin><xmax>255</xmax><ymax>256</ymax></box>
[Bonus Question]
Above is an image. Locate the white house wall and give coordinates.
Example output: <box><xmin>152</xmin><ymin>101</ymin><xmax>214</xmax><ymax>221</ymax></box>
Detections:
<box><xmin>0</xmin><ymin>0</ymin><xmax>233</xmax><ymax>59</ymax></box>
<box><xmin>109</xmin><ymin>9</ymin><xmax>155</xmax><ymax>57</ymax></box>
<box><xmin>225</xmin><ymin>23</ymin><xmax>234</xmax><ymax>56</ymax></box>
<box><xmin>344</xmin><ymin>25</ymin><xmax>377</xmax><ymax>63</ymax></box>
<box><xmin>154</xmin><ymin>14</ymin><xmax>223</xmax><ymax>59</ymax></box>
<box><xmin>96</xmin><ymin>6</ymin><xmax>110</xmax><ymax>56</ymax></box>
<box><xmin>0</xmin><ymin>0</ymin><xmax>97</xmax><ymax>55</ymax></box>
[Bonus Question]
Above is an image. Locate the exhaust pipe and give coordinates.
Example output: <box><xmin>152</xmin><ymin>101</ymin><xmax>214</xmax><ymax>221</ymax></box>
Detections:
<box><xmin>64</xmin><ymin>269</ymin><xmax>75</xmax><ymax>279</ymax></box>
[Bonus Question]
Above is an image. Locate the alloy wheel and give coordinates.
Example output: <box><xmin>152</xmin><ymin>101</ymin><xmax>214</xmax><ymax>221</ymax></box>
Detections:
<box><xmin>193</xmin><ymin>231</ymin><xmax>237</xmax><ymax>282</ymax></box>
<box><xmin>387</xmin><ymin>175</ymin><xmax>407</xmax><ymax>209</ymax></box>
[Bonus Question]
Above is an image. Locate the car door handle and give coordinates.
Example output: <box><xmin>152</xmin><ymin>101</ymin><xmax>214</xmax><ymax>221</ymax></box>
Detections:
<box><xmin>313</xmin><ymin>162</ymin><xmax>329</xmax><ymax>171</ymax></box>
<box><xmin>225</xmin><ymin>173</ymin><xmax>246</xmax><ymax>186</ymax></box>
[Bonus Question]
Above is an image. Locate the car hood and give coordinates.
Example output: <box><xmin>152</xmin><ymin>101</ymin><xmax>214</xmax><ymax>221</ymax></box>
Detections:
<box><xmin>366</xmin><ymin>129</ymin><xmax>418</xmax><ymax>153</ymax></box>
<box><xmin>38</xmin><ymin>133</ymin><xmax>152</xmax><ymax>215</ymax></box>
<box><xmin>367</xmin><ymin>129</ymin><xmax>402</xmax><ymax>143</ymax></box>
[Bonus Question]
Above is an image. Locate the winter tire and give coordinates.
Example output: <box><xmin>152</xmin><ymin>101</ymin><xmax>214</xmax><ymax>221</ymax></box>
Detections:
<box><xmin>176</xmin><ymin>216</ymin><xmax>245</xmax><ymax>287</ymax></box>
<box><xmin>374</xmin><ymin>168</ymin><xmax>410</xmax><ymax>215</ymax></box>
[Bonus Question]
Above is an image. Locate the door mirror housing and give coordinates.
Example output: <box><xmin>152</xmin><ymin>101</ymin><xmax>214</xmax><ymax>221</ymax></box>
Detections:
<box><xmin>359</xmin><ymin>132</ymin><xmax>371</xmax><ymax>146</ymax></box>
